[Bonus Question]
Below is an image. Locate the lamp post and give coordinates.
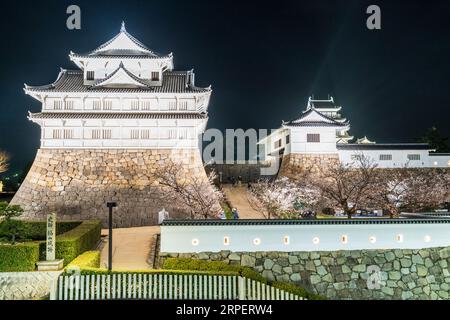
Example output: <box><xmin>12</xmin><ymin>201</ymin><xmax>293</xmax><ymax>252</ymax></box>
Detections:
<box><xmin>106</xmin><ymin>202</ymin><xmax>117</xmax><ymax>271</ymax></box>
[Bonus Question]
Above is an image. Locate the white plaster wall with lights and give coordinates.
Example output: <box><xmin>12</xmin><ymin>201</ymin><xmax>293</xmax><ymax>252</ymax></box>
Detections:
<box><xmin>160</xmin><ymin>222</ymin><xmax>450</xmax><ymax>253</ymax></box>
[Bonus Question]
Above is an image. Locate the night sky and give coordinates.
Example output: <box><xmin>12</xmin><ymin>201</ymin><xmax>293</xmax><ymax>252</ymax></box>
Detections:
<box><xmin>1</xmin><ymin>0</ymin><xmax>450</xmax><ymax>173</ymax></box>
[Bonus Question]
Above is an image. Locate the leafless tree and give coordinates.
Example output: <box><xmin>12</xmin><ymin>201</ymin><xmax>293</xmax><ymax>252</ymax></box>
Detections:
<box><xmin>153</xmin><ymin>160</ymin><xmax>223</xmax><ymax>219</ymax></box>
<box><xmin>306</xmin><ymin>154</ymin><xmax>379</xmax><ymax>218</ymax></box>
<box><xmin>0</xmin><ymin>151</ymin><xmax>9</xmax><ymax>174</ymax></box>
<box><xmin>369</xmin><ymin>167</ymin><xmax>450</xmax><ymax>216</ymax></box>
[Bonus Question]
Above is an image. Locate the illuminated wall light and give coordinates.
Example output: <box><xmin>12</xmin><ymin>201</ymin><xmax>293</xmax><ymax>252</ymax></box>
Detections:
<box><xmin>341</xmin><ymin>235</ymin><xmax>349</xmax><ymax>244</ymax></box>
<box><xmin>223</xmin><ymin>236</ymin><xmax>230</xmax><ymax>246</ymax></box>
<box><xmin>396</xmin><ymin>234</ymin><xmax>404</xmax><ymax>243</ymax></box>
<box><xmin>283</xmin><ymin>236</ymin><xmax>290</xmax><ymax>245</ymax></box>
<box><xmin>312</xmin><ymin>237</ymin><xmax>320</xmax><ymax>245</ymax></box>
<box><xmin>369</xmin><ymin>236</ymin><xmax>377</xmax><ymax>244</ymax></box>
<box><xmin>191</xmin><ymin>238</ymin><xmax>199</xmax><ymax>246</ymax></box>
<box><xmin>253</xmin><ymin>238</ymin><xmax>261</xmax><ymax>245</ymax></box>
<box><xmin>424</xmin><ymin>235</ymin><xmax>431</xmax><ymax>243</ymax></box>
<box><xmin>433</xmin><ymin>161</ymin><xmax>438</xmax><ymax>166</ymax></box>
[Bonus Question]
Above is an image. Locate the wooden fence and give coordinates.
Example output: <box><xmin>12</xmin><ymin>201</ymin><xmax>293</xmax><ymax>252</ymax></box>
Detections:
<box><xmin>51</xmin><ymin>273</ymin><xmax>305</xmax><ymax>300</ymax></box>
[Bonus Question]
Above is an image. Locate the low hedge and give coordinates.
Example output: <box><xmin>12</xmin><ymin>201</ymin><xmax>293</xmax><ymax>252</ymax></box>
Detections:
<box><xmin>23</xmin><ymin>221</ymin><xmax>81</xmax><ymax>240</ymax></box>
<box><xmin>66</xmin><ymin>250</ymin><xmax>101</xmax><ymax>270</ymax></box>
<box><xmin>0</xmin><ymin>242</ymin><xmax>40</xmax><ymax>272</ymax></box>
<box><xmin>0</xmin><ymin>221</ymin><xmax>81</xmax><ymax>241</ymax></box>
<box><xmin>39</xmin><ymin>220</ymin><xmax>102</xmax><ymax>266</ymax></box>
<box><xmin>162</xmin><ymin>258</ymin><xmax>266</xmax><ymax>283</ymax></box>
<box><xmin>162</xmin><ymin>258</ymin><xmax>325</xmax><ymax>300</ymax></box>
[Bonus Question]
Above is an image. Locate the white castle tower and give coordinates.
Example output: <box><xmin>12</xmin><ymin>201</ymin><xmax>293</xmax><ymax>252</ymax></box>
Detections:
<box><xmin>12</xmin><ymin>23</ymin><xmax>213</xmax><ymax>227</ymax></box>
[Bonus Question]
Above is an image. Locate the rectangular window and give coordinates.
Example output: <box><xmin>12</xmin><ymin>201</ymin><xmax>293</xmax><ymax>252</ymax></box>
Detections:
<box><xmin>52</xmin><ymin>129</ymin><xmax>62</xmax><ymax>139</ymax></box>
<box><xmin>103</xmin><ymin>100</ymin><xmax>112</xmax><ymax>110</ymax></box>
<box><xmin>379</xmin><ymin>154</ymin><xmax>392</xmax><ymax>161</ymax></box>
<box><xmin>131</xmin><ymin>129</ymin><xmax>140</xmax><ymax>140</ymax></box>
<box><xmin>63</xmin><ymin>129</ymin><xmax>73</xmax><ymax>139</ymax></box>
<box><xmin>141</xmin><ymin>129</ymin><xmax>150</xmax><ymax>139</ymax></box>
<box><xmin>286</xmin><ymin>135</ymin><xmax>290</xmax><ymax>144</ymax></box>
<box><xmin>307</xmin><ymin>134</ymin><xmax>320</xmax><ymax>143</ymax></box>
<box><xmin>131</xmin><ymin>100</ymin><xmax>139</xmax><ymax>111</ymax></box>
<box><xmin>65</xmin><ymin>100</ymin><xmax>74</xmax><ymax>110</ymax></box>
<box><xmin>53</xmin><ymin>100</ymin><xmax>63</xmax><ymax>110</ymax></box>
<box><xmin>86</xmin><ymin>71</ymin><xmax>95</xmax><ymax>80</ymax></box>
<box><xmin>168</xmin><ymin>101</ymin><xmax>177</xmax><ymax>111</ymax></box>
<box><xmin>93</xmin><ymin>100</ymin><xmax>101</xmax><ymax>111</ymax></box>
<box><xmin>91</xmin><ymin>129</ymin><xmax>101</xmax><ymax>139</ymax></box>
<box><xmin>151</xmin><ymin>72</ymin><xmax>159</xmax><ymax>81</ymax></box>
<box><xmin>102</xmin><ymin>129</ymin><xmax>112</xmax><ymax>139</ymax></box>
<box><xmin>274</xmin><ymin>139</ymin><xmax>282</xmax><ymax>149</ymax></box>
<box><xmin>168</xmin><ymin>128</ymin><xmax>177</xmax><ymax>139</ymax></box>
<box><xmin>179</xmin><ymin>128</ymin><xmax>188</xmax><ymax>139</ymax></box>
<box><xmin>179</xmin><ymin>101</ymin><xmax>188</xmax><ymax>111</ymax></box>
<box><xmin>141</xmin><ymin>101</ymin><xmax>151</xmax><ymax>111</ymax></box>
<box><xmin>407</xmin><ymin>154</ymin><xmax>420</xmax><ymax>161</ymax></box>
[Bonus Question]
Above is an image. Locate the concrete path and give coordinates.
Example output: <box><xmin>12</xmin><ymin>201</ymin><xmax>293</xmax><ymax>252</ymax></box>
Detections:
<box><xmin>223</xmin><ymin>185</ymin><xmax>265</xmax><ymax>219</ymax></box>
<box><xmin>100</xmin><ymin>226</ymin><xmax>160</xmax><ymax>270</ymax></box>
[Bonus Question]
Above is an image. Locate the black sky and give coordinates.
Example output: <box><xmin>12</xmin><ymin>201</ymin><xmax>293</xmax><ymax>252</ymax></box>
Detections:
<box><xmin>1</xmin><ymin>0</ymin><xmax>450</xmax><ymax>172</ymax></box>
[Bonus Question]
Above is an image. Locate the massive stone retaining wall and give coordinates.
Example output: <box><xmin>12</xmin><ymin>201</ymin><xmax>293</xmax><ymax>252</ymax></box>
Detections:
<box><xmin>160</xmin><ymin>246</ymin><xmax>450</xmax><ymax>300</ymax></box>
<box><xmin>278</xmin><ymin>153</ymin><xmax>340</xmax><ymax>179</ymax></box>
<box><xmin>0</xmin><ymin>271</ymin><xmax>61</xmax><ymax>300</ymax></box>
<box><xmin>11</xmin><ymin>148</ymin><xmax>213</xmax><ymax>227</ymax></box>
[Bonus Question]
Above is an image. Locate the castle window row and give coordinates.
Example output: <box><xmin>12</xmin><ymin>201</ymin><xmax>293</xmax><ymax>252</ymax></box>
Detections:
<box><xmin>50</xmin><ymin>128</ymin><xmax>195</xmax><ymax>140</ymax></box>
<box><xmin>48</xmin><ymin>98</ymin><xmax>196</xmax><ymax>111</ymax></box>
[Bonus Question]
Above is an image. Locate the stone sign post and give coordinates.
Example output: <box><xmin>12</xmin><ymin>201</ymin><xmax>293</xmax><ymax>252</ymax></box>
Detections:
<box><xmin>36</xmin><ymin>213</ymin><xmax>64</xmax><ymax>271</ymax></box>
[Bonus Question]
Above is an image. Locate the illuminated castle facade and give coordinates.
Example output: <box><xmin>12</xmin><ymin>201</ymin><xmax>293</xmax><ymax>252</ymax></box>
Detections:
<box><xmin>12</xmin><ymin>23</ymin><xmax>213</xmax><ymax>227</ymax></box>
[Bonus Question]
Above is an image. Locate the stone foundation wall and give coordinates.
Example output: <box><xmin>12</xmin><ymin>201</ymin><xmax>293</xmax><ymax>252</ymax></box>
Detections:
<box><xmin>0</xmin><ymin>271</ymin><xmax>62</xmax><ymax>300</ymax></box>
<box><xmin>160</xmin><ymin>247</ymin><xmax>450</xmax><ymax>300</ymax></box>
<box><xmin>278</xmin><ymin>153</ymin><xmax>340</xmax><ymax>179</ymax></box>
<box><xmin>11</xmin><ymin>148</ymin><xmax>212</xmax><ymax>227</ymax></box>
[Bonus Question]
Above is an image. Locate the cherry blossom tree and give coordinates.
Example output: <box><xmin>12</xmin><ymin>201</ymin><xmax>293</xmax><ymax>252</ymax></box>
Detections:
<box><xmin>248</xmin><ymin>177</ymin><xmax>321</xmax><ymax>219</ymax></box>
<box><xmin>153</xmin><ymin>160</ymin><xmax>223</xmax><ymax>219</ymax></box>
<box><xmin>306</xmin><ymin>154</ymin><xmax>379</xmax><ymax>218</ymax></box>
<box><xmin>367</xmin><ymin>167</ymin><xmax>450</xmax><ymax>216</ymax></box>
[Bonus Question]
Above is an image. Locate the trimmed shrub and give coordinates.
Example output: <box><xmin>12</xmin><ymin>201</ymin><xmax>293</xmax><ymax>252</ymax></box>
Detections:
<box><xmin>38</xmin><ymin>220</ymin><xmax>102</xmax><ymax>266</ymax></box>
<box><xmin>0</xmin><ymin>242</ymin><xmax>40</xmax><ymax>272</ymax></box>
<box><xmin>163</xmin><ymin>258</ymin><xmax>266</xmax><ymax>283</ymax></box>
<box><xmin>162</xmin><ymin>257</ymin><xmax>325</xmax><ymax>299</ymax></box>
<box><xmin>66</xmin><ymin>250</ymin><xmax>101</xmax><ymax>270</ymax></box>
<box><xmin>0</xmin><ymin>221</ymin><xmax>81</xmax><ymax>241</ymax></box>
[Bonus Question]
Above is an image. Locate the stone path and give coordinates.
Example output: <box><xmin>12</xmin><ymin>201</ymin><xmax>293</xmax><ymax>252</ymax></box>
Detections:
<box><xmin>223</xmin><ymin>185</ymin><xmax>265</xmax><ymax>219</ymax></box>
<box><xmin>100</xmin><ymin>226</ymin><xmax>160</xmax><ymax>270</ymax></box>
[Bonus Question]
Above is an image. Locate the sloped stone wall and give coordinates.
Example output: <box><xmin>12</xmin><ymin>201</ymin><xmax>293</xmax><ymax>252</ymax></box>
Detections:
<box><xmin>11</xmin><ymin>149</ymin><xmax>212</xmax><ymax>227</ymax></box>
<box><xmin>278</xmin><ymin>153</ymin><xmax>340</xmax><ymax>179</ymax></box>
<box><xmin>0</xmin><ymin>271</ymin><xmax>62</xmax><ymax>300</ymax></box>
<box><xmin>160</xmin><ymin>246</ymin><xmax>450</xmax><ymax>300</ymax></box>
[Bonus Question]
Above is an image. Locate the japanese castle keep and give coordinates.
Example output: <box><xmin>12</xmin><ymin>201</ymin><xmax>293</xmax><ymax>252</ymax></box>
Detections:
<box><xmin>11</xmin><ymin>23</ymin><xmax>213</xmax><ymax>227</ymax></box>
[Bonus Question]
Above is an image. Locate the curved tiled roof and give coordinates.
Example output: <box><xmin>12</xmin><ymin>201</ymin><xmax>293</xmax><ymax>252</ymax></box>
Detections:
<box><xmin>25</xmin><ymin>70</ymin><xmax>211</xmax><ymax>94</ymax></box>
<box><xmin>90</xmin><ymin>23</ymin><xmax>157</xmax><ymax>57</ymax></box>
<box><xmin>283</xmin><ymin>108</ymin><xmax>348</xmax><ymax>127</ymax></box>
<box><xmin>92</xmin><ymin>62</ymin><xmax>150</xmax><ymax>88</ymax></box>
<box><xmin>161</xmin><ymin>218</ymin><xmax>450</xmax><ymax>226</ymax></box>
<box><xmin>70</xmin><ymin>51</ymin><xmax>172</xmax><ymax>60</ymax></box>
<box><xmin>337</xmin><ymin>143</ymin><xmax>431</xmax><ymax>150</ymax></box>
<box><xmin>29</xmin><ymin>112</ymin><xmax>207</xmax><ymax>120</ymax></box>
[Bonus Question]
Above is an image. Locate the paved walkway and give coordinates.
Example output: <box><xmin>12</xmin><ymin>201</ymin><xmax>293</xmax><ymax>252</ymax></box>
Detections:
<box><xmin>223</xmin><ymin>185</ymin><xmax>265</xmax><ymax>219</ymax></box>
<box><xmin>100</xmin><ymin>226</ymin><xmax>160</xmax><ymax>270</ymax></box>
